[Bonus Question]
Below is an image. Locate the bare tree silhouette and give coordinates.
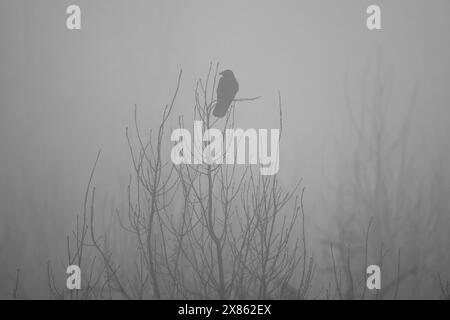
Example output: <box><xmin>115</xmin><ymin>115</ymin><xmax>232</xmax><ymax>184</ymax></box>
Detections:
<box><xmin>47</xmin><ymin>63</ymin><xmax>313</xmax><ymax>300</ymax></box>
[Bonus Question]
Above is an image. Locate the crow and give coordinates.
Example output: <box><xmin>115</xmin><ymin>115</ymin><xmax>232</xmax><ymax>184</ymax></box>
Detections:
<box><xmin>213</xmin><ymin>70</ymin><xmax>239</xmax><ymax>118</ymax></box>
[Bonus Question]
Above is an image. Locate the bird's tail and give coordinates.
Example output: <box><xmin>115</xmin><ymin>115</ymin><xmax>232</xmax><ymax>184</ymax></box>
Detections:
<box><xmin>212</xmin><ymin>100</ymin><xmax>231</xmax><ymax>118</ymax></box>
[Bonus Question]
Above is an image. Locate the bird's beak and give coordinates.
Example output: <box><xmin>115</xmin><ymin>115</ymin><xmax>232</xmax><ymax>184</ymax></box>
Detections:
<box><xmin>219</xmin><ymin>71</ymin><xmax>224</xmax><ymax>75</ymax></box>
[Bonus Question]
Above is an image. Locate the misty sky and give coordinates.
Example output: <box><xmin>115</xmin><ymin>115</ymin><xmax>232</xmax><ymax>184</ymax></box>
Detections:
<box><xmin>1</xmin><ymin>0</ymin><xmax>450</xmax><ymax>297</ymax></box>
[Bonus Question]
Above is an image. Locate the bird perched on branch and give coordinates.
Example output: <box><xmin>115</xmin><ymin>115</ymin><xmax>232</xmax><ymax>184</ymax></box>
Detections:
<box><xmin>213</xmin><ymin>70</ymin><xmax>239</xmax><ymax>118</ymax></box>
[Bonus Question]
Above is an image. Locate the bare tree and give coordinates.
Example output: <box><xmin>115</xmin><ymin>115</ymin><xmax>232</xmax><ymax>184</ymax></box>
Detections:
<box><xmin>47</xmin><ymin>63</ymin><xmax>313</xmax><ymax>300</ymax></box>
<box><xmin>324</xmin><ymin>50</ymin><xmax>422</xmax><ymax>299</ymax></box>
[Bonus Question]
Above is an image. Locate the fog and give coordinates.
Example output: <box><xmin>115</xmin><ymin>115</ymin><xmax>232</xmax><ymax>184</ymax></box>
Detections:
<box><xmin>1</xmin><ymin>0</ymin><xmax>450</xmax><ymax>299</ymax></box>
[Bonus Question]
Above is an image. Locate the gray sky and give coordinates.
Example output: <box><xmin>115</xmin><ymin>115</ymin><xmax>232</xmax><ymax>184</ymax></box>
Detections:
<box><xmin>1</xmin><ymin>0</ymin><xmax>450</xmax><ymax>297</ymax></box>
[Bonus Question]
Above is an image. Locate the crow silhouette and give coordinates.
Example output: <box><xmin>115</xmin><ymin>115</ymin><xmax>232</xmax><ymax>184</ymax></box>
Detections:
<box><xmin>213</xmin><ymin>70</ymin><xmax>239</xmax><ymax>118</ymax></box>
